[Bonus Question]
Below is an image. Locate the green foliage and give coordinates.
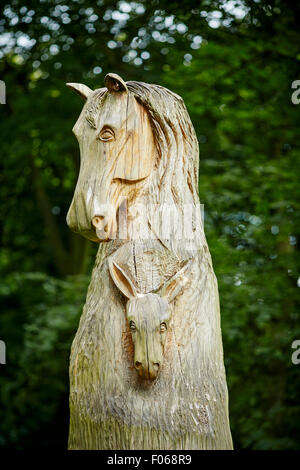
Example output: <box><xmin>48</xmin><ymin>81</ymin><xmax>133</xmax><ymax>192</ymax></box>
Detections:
<box><xmin>0</xmin><ymin>0</ymin><xmax>299</xmax><ymax>450</ymax></box>
<box><xmin>161</xmin><ymin>28</ymin><xmax>300</xmax><ymax>449</ymax></box>
<box><xmin>0</xmin><ymin>272</ymin><xmax>89</xmax><ymax>449</ymax></box>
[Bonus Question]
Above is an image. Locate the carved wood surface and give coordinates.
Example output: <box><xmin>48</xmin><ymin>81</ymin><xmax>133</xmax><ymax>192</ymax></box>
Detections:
<box><xmin>66</xmin><ymin>73</ymin><xmax>233</xmax><ymax>450</ymax></box>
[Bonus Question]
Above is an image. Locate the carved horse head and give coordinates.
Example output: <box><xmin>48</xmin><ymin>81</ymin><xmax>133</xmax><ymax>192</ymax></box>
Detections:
<box><xmin>66</xmin><ymin>73</ymin><xmax>200</xmax><ymax>244</ymax></box>
<box><xmin>66</xmin><ymin>73</ymin><xmax>156</xmax><ymax>241</ymax></box>
<box><xmin>109</xmin><ymin>259</ymin><xmax>191</xmax><ymax>381</ymax></box>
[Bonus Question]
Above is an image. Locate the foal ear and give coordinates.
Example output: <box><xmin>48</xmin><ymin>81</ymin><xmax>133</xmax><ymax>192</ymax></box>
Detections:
<box><xmin>104</xmin><ymin>73</ymin><xmax>128</xmax><ymax>93</ymax></box>
<box><xmin>161</xmin><ymin>260</ymin><xmax>192</xmax><ymax>303</ymax></box>
<box><xmin>109</xmin><ymin>260</ymin><xmax>137</xmax><ymax>299</ymax></box>
<box><xmin>66</xmin><ymin>83</ymin><xmax>93</xmax><ymax>100</ymax></box>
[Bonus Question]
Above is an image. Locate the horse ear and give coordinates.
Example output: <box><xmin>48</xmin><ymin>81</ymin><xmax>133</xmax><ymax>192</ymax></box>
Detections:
<box><xmin>161</xmin><ymin>260</ymin><xmax>192</xmax><ymax>303</ymax></box>
<box><xmin>104</xmin><ymin>73</ymin><xmax>128</xmax><ymax>93</ymax></box>
<box><xmin>66</xmin><ymin>83</ymin><xmax>93</xmax><ymax>100</ymax></box>
<box><xmin>109</xmin><ymin>261</ymin><xmax>137</xmax><ymax>299</ymax></box>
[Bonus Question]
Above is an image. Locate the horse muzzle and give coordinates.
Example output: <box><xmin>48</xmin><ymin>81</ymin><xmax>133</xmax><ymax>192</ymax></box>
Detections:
<box><xmin>135</xmin><ymin>360</ymin><xmax>161</xmax><ymax>381</ymax></box>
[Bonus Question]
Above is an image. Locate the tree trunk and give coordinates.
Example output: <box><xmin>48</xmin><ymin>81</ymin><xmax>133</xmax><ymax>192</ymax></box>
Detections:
<box><xmin>66</xmin><ymin>73</ymin><xmax>233</xmax><ymax>449</ymax></box>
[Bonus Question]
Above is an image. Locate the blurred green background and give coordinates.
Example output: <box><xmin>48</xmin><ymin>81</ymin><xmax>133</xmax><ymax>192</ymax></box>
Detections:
<box><xmin>0</xmin><ymin>0</ymin><xmax>299</xmax><ymax>450</ymax></box>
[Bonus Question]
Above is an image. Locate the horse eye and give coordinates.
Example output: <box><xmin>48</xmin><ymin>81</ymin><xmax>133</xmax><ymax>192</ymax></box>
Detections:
<box><xmin>129</xmin><ymin>321</ymin><xmax>136</xmax><ymax>331</ymax></box>
<box><xmin>160</xmin><ymin>322</ymin><xmax>167</xmax><ymax>333</ymax></box>
<box><xmin>98</xmin><ymin>127</ymin><xmax>115</xmax><ymax>142</ymax></box>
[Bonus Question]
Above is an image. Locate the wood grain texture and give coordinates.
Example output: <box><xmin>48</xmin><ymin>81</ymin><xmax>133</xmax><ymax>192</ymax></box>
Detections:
<box><xmin>66</xmin><ymin>73</ymin><xmax>233</xmax><ymax>450</ymax></box>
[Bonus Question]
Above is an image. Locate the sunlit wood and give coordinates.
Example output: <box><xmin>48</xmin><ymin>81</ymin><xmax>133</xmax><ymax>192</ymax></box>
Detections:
<box><xmin>66</xmin><ymin>73</ymin><xmax>232</xmax><ymax>450</ymax></box>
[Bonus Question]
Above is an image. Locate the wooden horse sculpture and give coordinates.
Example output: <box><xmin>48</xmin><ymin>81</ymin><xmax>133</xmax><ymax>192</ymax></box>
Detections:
<box><xmin>66</xmin><ymin>73</ymin><xmax>233</xmax><ymax>450</ymax></box>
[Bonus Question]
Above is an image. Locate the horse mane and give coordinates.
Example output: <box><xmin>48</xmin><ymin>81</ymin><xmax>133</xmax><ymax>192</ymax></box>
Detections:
<box><xmin>126</xmin><ymin>81</ymin><xmax>199</xmax><ymax>207</ymax></box>
<box><xmin>126</xmin><ymin>81</ymin><xmax>203</xmax><ymax>256</ymax></box>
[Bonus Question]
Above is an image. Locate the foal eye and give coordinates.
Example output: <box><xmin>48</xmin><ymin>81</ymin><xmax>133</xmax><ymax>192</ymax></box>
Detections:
<box><xmin>160</xmin><ymin>322</ymin><xmax>167</xmax><ymax>333</ymax></box>
<box><xmin>129</xmin><ymin>321</ymin><xmax>136</xmax><ymax>331</ymax></box>
<box><xmin>98</xmin><ymin>127</ymin><xmax>115</xmax><ymax>142</ymax></box>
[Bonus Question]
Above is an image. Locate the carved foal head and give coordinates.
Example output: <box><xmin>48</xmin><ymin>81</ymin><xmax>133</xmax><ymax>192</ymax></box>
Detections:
<box><xmin>109</xmin><ymin>260</ymin><xmax>191</xmax><ymax>381</ymax></box>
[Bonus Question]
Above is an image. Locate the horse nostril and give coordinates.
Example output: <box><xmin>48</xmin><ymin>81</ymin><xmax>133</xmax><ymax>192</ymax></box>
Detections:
<box><xmin>92</xmin><ymin>215</ymin><xmax>107</xmax><ymax>230</ymax></box>
<box><xmin>135</xmin><ymin>361</ymin><xmax>142</xmax><ymax>369</ymax></box>
<box><xmin>92</xmin><ymin>215</ymin><xmax>103</xmax><ymax>227</ymax></box>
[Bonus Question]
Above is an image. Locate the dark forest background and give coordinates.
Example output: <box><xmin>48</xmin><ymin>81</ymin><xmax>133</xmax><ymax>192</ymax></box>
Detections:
<box><xmin>0</xmin><ymin>0</ymin><xmax>299</xmax><ymax>450</ymax></box>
